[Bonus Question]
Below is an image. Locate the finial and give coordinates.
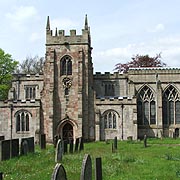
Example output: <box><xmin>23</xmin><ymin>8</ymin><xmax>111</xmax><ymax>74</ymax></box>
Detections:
<box><xmin>46</xmin><ymin>16</ymin><xmax>50</xmax><ymax>30</ymax></box>
<box><xmin>55</xmin><ymin>27</ymin><xmax>58</xmax><ymax>36</ymax></box>
<box><xmin>84</xmin><ymin>14</ymin><xmax>88</xmax><ymax>30</ymax></box>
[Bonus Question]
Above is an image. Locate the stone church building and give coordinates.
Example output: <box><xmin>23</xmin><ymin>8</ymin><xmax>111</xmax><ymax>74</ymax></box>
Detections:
<box><xmin>0</xmin><ymin>16</ymin><xmax>180</xmax><ymax>143</ymax></box>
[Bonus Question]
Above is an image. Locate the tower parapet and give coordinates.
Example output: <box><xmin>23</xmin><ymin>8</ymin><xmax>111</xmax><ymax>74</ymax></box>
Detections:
<box><xmin>46</xmin><ymin>16</ymin><xmax>91</xmax><ymax>45</ymax></box>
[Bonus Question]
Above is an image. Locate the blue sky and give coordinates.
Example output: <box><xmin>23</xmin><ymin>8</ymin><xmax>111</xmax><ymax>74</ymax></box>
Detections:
<box><xmin>1</xmin><ymin>0</ymin><xmax>180</xmax><ymax>72</ymax></box>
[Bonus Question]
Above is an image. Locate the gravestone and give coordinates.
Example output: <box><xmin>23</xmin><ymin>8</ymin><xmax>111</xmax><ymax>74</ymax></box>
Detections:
<box><xmin>0</xmin><ymin>136</ymin><xmax>4</xmax><ymax>141</ymax></box>
<box><xmin>80</xmin><ymin>154</ymin><xmax>92</xmax><ymax>180</ymax></box>
<box><xmin>0</xmin><ymin>140</ymin><xmax>10</xmax><ymax>161</ymax></box>
<box><xmin>79</xmin><ymin>137</ymin><xmax>84</xmax><ymax>151</ymax></box>
<box><xmin>0</xmin><ymin>172</ymin><xmax>3</xmax><ymax>180</ymax></box>
<box><xmin>112</xmin><ymin>143</ymin><xmax>114</xmax><ymax>153</ymax></box>
<box><xmin>55</xmin><ymin>139</ymin><xmax>63</xmax><ymax>162</ymax></box>
<box><xmin>74</xmin><ymin>138</ymin><xmax>79</xmax><ymax>152</ymax></box>
<box><xmin>51</xmin><ymin>163</ymin><xmax>67</xmax><ymax>180</ymax></box>
<box><xmin>63</xmin><ymin>140</ymin><xmax>68</xmax><ymax>154</ymax></box>
<box><xmin>21</xmin><ymin>140</ymin><xmax>29</xmax><ymax>155</ymax></box>
<box><xmin>27</xmin><ymin>137</ymin><xmax>35</xmax><ymax>153</ymax></box>
<box><xmin>95</xmin><ymin>157</ymin><xmax>102</xmax><ymax>180</ymax></box>
<box><xmin>40</xmin><ymin>134</ymin><xmax>46</xmax><ymax>149</ymax></box>
<box><xmin>69</xmin><ymin>139</ymin><xmax>73</xmax><ymax>153</ymax></box>
<box><xmin>114</xmin><ymin>136</ymin><xmax>117</xmax><ymax>150</ymax></box>
<box><xmin>143</xmin><ymin>134</ymin><xmax>147</xmax><ymax>148</ymax></box>
<box><xmin>21</xmin><ymin>137</ymin><xmax>35</xmax><ymax>153</ymax></box>
<box><xmin>54</xmin><ymin>135</ymin><xmax>59</xmax><ymax>148</ymax></box>
<box><xmin>11</xmin><ymin>139</ymin><xmax>19</xmax><ymax>158</ymax></box>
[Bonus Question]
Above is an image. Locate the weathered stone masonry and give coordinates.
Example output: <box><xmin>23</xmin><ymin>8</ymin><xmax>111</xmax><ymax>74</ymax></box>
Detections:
<box><xmin>1</xmin><ymin>16</ymin><xmax>180</xmax><ymax>143</ymax></box>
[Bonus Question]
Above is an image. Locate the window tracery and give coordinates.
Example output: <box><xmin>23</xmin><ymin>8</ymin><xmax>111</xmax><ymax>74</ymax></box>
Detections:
<box><xmin>137</xmin><ymin>85</ymin><xmax>156</xmax><ymax>125</ymax></box>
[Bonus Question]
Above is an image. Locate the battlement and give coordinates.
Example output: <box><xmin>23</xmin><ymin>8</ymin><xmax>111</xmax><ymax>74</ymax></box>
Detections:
<box><xmin>0</xmin><ymin>99</ymin><xmax>41</xmax><ymax>107</ymax></box>
<box><xmin>95</xmin><ymin>96</ymin><xmax>136</xmax><ymax>105</ymax></box>
<box><xmin>12</xmin><ymin>73</ymin><xmax>44</xmax><ymax>81</ymax></box>
<box><xmin>129</xmin><ymin>67</ymin><xmax>180</xmax><ymax>74</ymax></box>
<box><xmin>46</xmin><ymin>16</ymin><xmax>90</xmax><ymax>45</ymax></box>
<box><xmin>93</xmin><ymin>72</ymin><xmax>127</xmax><ymax>79</ymax></box>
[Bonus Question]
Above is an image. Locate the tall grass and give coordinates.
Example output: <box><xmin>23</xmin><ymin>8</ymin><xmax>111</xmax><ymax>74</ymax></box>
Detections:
<box><xmin>1</xmin><ymin>138</ymin><xmax>180</xmax><ymax>180</ymax></box>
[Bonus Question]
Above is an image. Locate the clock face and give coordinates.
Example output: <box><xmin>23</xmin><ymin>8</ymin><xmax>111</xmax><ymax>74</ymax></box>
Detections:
<box><xmin>62</xmin><ymin>77</ymin><xmax>72</xmax><ymax>88</ymax></box>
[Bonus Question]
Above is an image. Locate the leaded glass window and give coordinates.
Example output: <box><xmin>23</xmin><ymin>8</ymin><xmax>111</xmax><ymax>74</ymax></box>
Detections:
<box><xmin>25</xmin><ymin>86</ymin><xmax>36</xmax><ymax>100</ymax></box>
<box><xmin>163</xmin><ymin>85</ymin><xmax>180</xmax><ymax>125</ymax></box>
<box><xmin>104</xmin><ymin>111</ymin><xmax>118</xmax><ymax>129</ymax></box>
<box><xmin>16</xmin><ymin>111</ymin><xmax>31</xmax><ymax>132</ymax></box>
<box><xmin>60</xmin><ymin>56</ymin><xmax>72</xmax><ymax>76</ymax></box>
<box><xmin>137</xmin><ymin>85</ymin><xmax>156</xmax><ymax>125</ymax></box>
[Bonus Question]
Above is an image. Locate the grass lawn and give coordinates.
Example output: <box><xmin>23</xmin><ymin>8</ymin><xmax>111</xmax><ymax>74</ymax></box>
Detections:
<box><xmin>1</xmin><ymin>138</ymin><xmax>180</xmax><ymax>180</ymax></box>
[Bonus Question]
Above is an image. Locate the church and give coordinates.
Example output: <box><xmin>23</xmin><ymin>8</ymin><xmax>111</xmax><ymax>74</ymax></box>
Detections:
<box><xmin>0</xmin><ymin>16</ymin><xmax>180</xmax><ymax>143</ymax></box>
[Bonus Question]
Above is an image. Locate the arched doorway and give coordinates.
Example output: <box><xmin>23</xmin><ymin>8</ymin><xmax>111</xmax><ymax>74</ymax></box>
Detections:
<box><xmin>62</xmin><ymin>123</ymin><xmax>73</xmax><ymax>142</ymax></box>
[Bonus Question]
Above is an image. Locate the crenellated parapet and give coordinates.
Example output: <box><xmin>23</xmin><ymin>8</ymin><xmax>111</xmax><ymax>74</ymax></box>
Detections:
<box><xmin>129</xmin><ymin>67</ymin><xmax>180</xmax><ymax>74</ymax></box>
<box><xmin>0</xmin><ymin>99</ymin><xmax>41</xmax><ymax>107</ymax></box>
<box><xmin>46</xmin><ymin>15</ymin><xmax>90</xmax><ymax>45</ymax></box>
<box><xmin>95</xmin><ymin>96</ymin><xmax>136</xmax><ymax>105</ymax></box>
<box><xmin>93</xmin><ymin>72</ymin><xmax>127</xmax><ymax>80</ymax></box>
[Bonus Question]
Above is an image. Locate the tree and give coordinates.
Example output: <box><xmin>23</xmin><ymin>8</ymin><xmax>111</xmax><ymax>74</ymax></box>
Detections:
<box><xmin>114</xmin><ymin>53</ymin><xmax>166</xmax><ymax>73</ymax></box>
<box><xmin>17</xmin><ymin>56</ymin><xmax>45</xmax><ymax>74</ymax></box>
<box><xmin>0</xmin><ymin>48</ymin><xmax>18</xmax><ymax>100</ymax></box>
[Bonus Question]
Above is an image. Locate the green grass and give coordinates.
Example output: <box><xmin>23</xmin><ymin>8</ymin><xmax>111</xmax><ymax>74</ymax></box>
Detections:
<box><xmin>1</xmin><ymin>138</ymin><xmax>180</xmax><ymax>180</ymax></box>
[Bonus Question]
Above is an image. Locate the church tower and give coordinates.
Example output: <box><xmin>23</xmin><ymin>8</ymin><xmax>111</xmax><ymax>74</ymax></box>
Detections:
<box><xmin>41</xmin><ymin>15</ymin><xmax>95</xmax><ymax>143</ymax></box>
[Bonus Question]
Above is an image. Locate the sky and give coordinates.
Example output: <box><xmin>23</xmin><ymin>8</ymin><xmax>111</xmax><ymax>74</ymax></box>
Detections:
<box><xmin>1</xmin><ymin>0</ymin><xmax>180</xmax><ymax>72</ymax></box>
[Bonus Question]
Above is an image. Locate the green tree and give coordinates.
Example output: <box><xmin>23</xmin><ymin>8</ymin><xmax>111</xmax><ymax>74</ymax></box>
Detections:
<box><xmin>0</xmin><ymin>49</ymin><xmax>18</xmax><ymax>100</ymax></box>
<box><xmin>114</xmin><ymin>53</ymin><xmax>166</xmax><ymax>73</ymax></box>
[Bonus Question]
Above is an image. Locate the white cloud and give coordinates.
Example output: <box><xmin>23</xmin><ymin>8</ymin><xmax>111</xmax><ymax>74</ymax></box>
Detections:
<box><xmin>147</xmin><ymin>23</ymin><xmax>165</xmax><ymax>33</ymax></box>
<box><xmin>93</xmin><ymin>35</ymin><xmax>180</xmax><ymax>72</ymax></box>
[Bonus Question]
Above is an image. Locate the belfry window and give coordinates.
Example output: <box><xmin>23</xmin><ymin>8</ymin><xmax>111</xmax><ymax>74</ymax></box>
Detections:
<box><xmin>61</xmin><ymin>56</ymin><xmax>72</xmax><ymax>76</ymax></box>
<box><xmin>25</xmin><ymin>86</ymin><xmax>36</xmax><ymax>100</ymax></box>
<box><xmin>163</xmin><ymin>85</ymin><xmax>180</xmax><ymax>125</ymax></box>
<box><xmin>104</xmin><ymin>111</ymin><xmax>117</xmax><ymax>129</ymax></box>
<box><xmin>16</xmin><ymin>111</ymin><xmax>30</xmax><ymax>132</ymax></box>
<box><xmin>137</xmin><ymin>85</ymin><xmax>156</xmax><ymax>125</ymax></box>
<box><xmin>104</xmin><ymin>83</ymin><xmax>115</xmax><ymax>97</ymax></box>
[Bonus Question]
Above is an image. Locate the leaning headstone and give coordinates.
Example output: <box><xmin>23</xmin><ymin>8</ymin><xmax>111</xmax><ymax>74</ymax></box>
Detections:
<box><xmin>95</xmin><ymin>157</ymin><xmax>102</xmax><ymax>180</ymax></box>
<box><xmin>74</xmin><ymin>138</ymin><xmax>79</xmax><ymax>152</ymax></box>
<box><xmin>114</xmin><ymin>136</ymin><xmax>117</xmax><ymax>150</ymax></box>
<box><xmin>51</xmin><ymin>163</ymin><xmax>67</xmax><ymax>180</ymax></box>
<box><xmin>11</xmin><ymin>139</ymin><xmax>19</xmax><ymax>158</ymax></box>
<box><xmin>20</xmin><ymin>140</ymin><xmax>29</xmax><ymax>155</ymax></box>
<box><xmin>40</xmin><ymin>134</ymin><xmax>46</xmax><ymax>149</ymax></box>
<box><xmin>0</xmin><ymin>140</ymin><xmax>10</xmax><ymax>161</ymax></box>
<box><xmin>79</xmin><ymin>137</ymin><xmax>84</xmax><ymax>151</ymax></box>
<box><xmin>80</xmin><ymin>154</ymin><xmax>92</xmax><ymax>180</ymax></box>
<box><xmin>55</xmin><ymin>139</ymin><xmax>63</xmax><ymax>162</ymax></box>
<box><xmin>143</xmin><ymin>134</ymin><xmax>147</xmax><ymax>148</ymax></box>
<box><xmin>69</xmin><ymin>139</ymin><xmax>74</xmax><ymax>153</ymax></box>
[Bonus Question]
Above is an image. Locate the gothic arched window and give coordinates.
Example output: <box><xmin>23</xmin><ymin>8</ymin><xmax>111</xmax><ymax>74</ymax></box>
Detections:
<box><xmin>104</xmin><ymin>111</ymin><xmax>118</xmax><ymax>129</ymax></box>
<box><xmin>16</xmin><ymin>111</ymin><xmax>31</xmax><ymax>132</ymax></box>
<box><xmin>163</xmin><ymin>85</ymin><xmax>180</xmax><ymax>125</ymax></box>
<box><xmin>60</xmin><ymin>56</ymin><xmax>72</xmax><ymax>76</ymax></box>
<box><xmin>137</xmin><ymin>85</ymin><xmax>156</xmax><ymax>125</ymax></box>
